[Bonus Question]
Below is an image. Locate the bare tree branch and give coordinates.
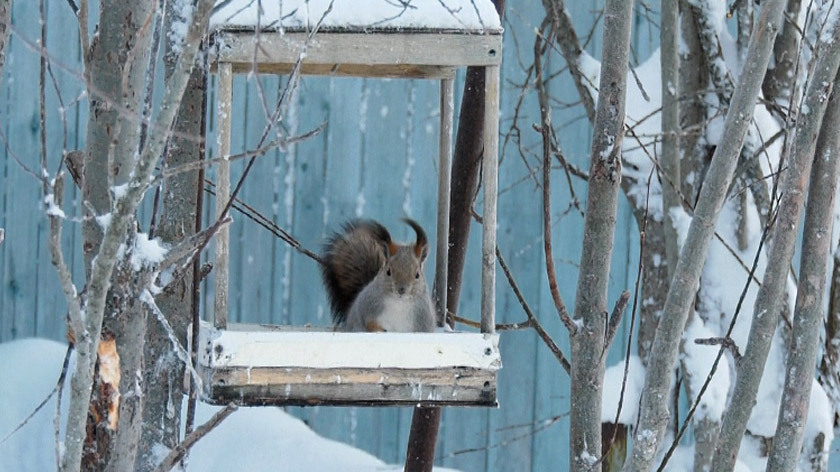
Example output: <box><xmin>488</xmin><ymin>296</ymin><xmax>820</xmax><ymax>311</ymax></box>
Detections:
<box><xmin>153</xmin><ymin>403</ymin><xmax>239</xmax><ymax>472</ymax></box>
<box><xmin>535</xmin><ymin>26</ymin><xmax>576</xmax><ymax>335</ymax></box>
<box><xmin>693</xmin><ymin>337</ymin><xmax>742</xmax><ymax>365</ymax></box>
<box><xmin>766</xmin><ymin>71</ymin><xmax>840</xmax><ymax>472</ymax></box>
<box><xmin>497</xmin><ymin>245</ymin><xmax>571</xmax><ymax>374</ymax></box>
<box><xmin>542</xmin><ymin>0</ymin><xmax>596</xmax><ymax>122</ymax></box>
<box><xmin>603</xmin><ymin>290</ymin><xmax>630</xmax><ymax>354</ymax></box>
<box><xmin>627</xmin><ymin>0</ymin><xmax>788</xmax><ymax>468</ymax></box>
<box><xmin>712</xmin><ymin>12</ymin><xmax>840</xmax><ymax>469</ymax></box>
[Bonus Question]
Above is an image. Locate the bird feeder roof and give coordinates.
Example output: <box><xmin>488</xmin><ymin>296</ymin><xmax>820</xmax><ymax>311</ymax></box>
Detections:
<box><xmin>211</xmin><ymin>0</ymin><xmax>503</xmax><ymax>34</ymax></box>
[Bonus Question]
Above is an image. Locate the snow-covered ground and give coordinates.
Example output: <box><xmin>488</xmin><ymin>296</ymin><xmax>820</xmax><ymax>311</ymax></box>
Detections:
<box><xmin>0</xmin><ymin>338</ymin><xmax>460</xmax><ymax>472</ymax></box>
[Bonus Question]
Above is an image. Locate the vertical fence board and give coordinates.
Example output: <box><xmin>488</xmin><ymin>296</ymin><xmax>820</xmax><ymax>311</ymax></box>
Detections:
<box><xmin>2</xmin><ymin>0</ymin><xmax>43</xmax><ymax>341</ymax></box>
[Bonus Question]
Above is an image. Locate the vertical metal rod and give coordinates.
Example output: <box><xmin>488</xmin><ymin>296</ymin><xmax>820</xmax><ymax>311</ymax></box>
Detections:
<box><xmin>481</xmin><ymin>65</ymin><xmax>500</xmax><ymax>334</ymax></box>
<box><xmin>214</xmin><ymin>63</ymin><xmax>233</xmax><ymax>329</ymax></box>
<box><xmin>434</xmin><ymin>77</ymin><xmax>454</xmax><ymax>326</ymax></box>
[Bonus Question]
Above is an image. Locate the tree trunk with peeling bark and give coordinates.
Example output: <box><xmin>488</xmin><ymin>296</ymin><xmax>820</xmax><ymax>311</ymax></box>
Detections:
<box><xmin>61</xmin><ymin>1</ymin><xmax>215</xmax><ymax>471</ymax></box>
<box><xmin>77</xmin><ymin>2</ymin><xmax>155</xmax><ymax>470</ymax></box>
<box><xmin>136</xmin><ymin>8</ymin><xmax>206</xmax><ymax>470</ymax></box>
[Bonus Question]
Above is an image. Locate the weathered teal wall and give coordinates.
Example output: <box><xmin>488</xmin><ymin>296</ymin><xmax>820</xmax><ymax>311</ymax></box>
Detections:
<box><xmin>0</xmin><ymin>1</ymin><xmax>663</xmax><ymax>471</ymax></box>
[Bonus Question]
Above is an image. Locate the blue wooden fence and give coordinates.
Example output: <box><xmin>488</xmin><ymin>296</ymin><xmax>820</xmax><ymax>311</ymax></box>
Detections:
<box><xmin>0</xmin><ymin>1</ymin><xmax>683</xmax><ymax>471</ymax></box>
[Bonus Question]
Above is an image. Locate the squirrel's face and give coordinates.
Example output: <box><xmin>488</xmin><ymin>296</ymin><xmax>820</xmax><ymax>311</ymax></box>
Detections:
<box><xmin>381</xmin><ymin>246</ymin><xmax>427</xmax><ymax>297</ymax></box>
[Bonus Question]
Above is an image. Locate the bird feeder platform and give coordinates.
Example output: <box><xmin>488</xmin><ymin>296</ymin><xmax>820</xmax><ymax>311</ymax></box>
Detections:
<box><xmin>198</xmin><ymin>322</ymin><xmax>501</xmax><ymax>407</ymax></box>
<box><xmin>201</xmin><ymin>0</ymin><xmax>503</xmax><ymax>408</ymax></box>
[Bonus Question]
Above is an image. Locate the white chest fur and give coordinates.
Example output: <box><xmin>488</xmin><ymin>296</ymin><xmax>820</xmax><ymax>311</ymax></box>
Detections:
<box><xmin>378</xmin><ymin>296</ymin><xmax>417</xmax><ymax>332</ymax></box>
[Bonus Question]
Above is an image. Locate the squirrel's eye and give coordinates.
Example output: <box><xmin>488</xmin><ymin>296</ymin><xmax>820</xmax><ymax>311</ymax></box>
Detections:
<box><xmin>386</xmin><ymin>268</ymin><xmax>391</xmax><ymax>276</ymax></box>
<box><xmin>415</xmin><ymin>272</ymin><xmax>420</xmax><ymax>279</ymax></box>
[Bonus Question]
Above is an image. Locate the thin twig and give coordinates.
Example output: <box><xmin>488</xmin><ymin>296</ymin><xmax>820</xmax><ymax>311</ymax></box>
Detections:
<box><xmin>624</xmin><ymin>126</ymin><xmax>762</xmax><ymax>286</ymax></box>
<box><xmin>8</xmin><ymin>24</ymin><xmax>203</xmax><ymax>146</ymax></box>
<box><xmin>54</xmin><ymin>342</ymin><xmax>72</xmax><ymax>472</ymax></box>
<box><xmin>39</xmin><ymin>0</ymin><xmax>47</xmax><ymax>190</ymax></box>
<box><xmin>140</xmin><ymin>290</ymin><xmax>203</xmax><ymax>393</ymax></box>
<box><xmin>535</xmin><ymin>27</ymin><xmax>576</xmax><ymax>334</ymax></box>
<box><xmin>603</xmin><ymin>290</ymin><xmax>631</xmax><ymax>354</ymax></box>
<box><xmin>216</xmin><ymin>2</ymin><xmax>334</xmax><ymax>228</ymax></box>
<box><xmin>466</xmin><ymin>208</ymin><xmax>572</xmax><ymax>374</ymax></box>
<box><xmin>154</xmin><ymin>403</ymin><xmax>239</xmax><ymax>472</ymax></box>
<box><xmin>202</xmin><ymin>183</ymin><xmax>323</xmax><ymax>263</ymax></box>
<box><xmin>497</xmin><ymin>246</ymin><xmax>571</xmax><ymax>374</ymax></box>
<box><xmin>0</xmin><ymin>344</ymin><xmax>73</xmax><ymax>446</ymax></box>
<box><xmin>152</xmin><ymin>122</ymin><xmax>326</xmax><ymax>186</ymax></box>
<box><xmin>452</xmin><ymin>314</ymin><xmax>533</xmax><ymax>332</ymax></box>
<box><xmin>694</xmin><ymin>337</ymin><xmax>743</xmax><ymax>365</ymax></box>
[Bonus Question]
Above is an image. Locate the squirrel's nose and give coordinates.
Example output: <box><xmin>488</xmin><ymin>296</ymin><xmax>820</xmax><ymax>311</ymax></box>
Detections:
<box><xmin>397</xmin><ymin>286</ymin><xmax>406</xmax><ymax>295</ymax></box>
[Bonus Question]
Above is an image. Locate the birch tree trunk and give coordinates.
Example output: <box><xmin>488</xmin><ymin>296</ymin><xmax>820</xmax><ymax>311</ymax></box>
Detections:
<box><xmin>74</xmin><ymin>2</ymin><xmax>155</xmax><ymax>470</ymax></box>
<box><xmin>62</xmin><ymin>2</ymin><xmax>214</xmax><ymax>470</ymax></box>
<box><xmin>568</xmin><ymin>1</ymin><xmax>633</xmax><ymax>469</ymax></box>
<box><xmin>137</xmin><ymin>6</ymin><xmax>206</xmax><ymax>469</ymax></box>
<box><xmin>97</xmin><ymin>4</ymin><xmax>157</xmax><ymax>471</ymax></box>
<box><xmin>766</xmin><ymin>72</ymin><xmax>840</xmax><ymax>472</ymax></box>
<box><xmin>712</xmin><ymin>17</ymin><xmax>840</xmax><ymax>470</ymax></box>
<box><xmin>623</xmin><ymin>1</ymin><xmax>788</xmax><ymax>469</ymax></box>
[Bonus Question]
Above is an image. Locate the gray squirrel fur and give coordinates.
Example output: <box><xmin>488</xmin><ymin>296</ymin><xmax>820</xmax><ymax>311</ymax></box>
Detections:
<box><xmin>320</xmin><ymin>219</ymin><xmax>436</xmax><ymax>332</ymax></box>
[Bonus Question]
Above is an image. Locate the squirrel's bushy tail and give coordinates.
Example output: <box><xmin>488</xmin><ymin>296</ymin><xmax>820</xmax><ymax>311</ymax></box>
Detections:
<box><xmin>320</xmin><ymin>220</ymin><xmax>390</xmax><ymax>325</ymax></box>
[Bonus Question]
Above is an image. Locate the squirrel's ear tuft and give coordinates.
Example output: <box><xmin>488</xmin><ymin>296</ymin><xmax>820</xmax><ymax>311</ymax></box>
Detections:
<box><xmin>418</xmin><ymin>243</ymin><xmax>429</xmax><ymax>262</ymax></box>
<box><xmin>402</xmin><ymin>218</ymin><xmax>428</xmax><ymax>261</ymax></box>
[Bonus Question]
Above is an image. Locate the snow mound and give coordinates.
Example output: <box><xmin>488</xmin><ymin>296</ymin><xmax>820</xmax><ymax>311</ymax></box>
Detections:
<box><xmin>602</xmin><ymin>355</ymin><xmax>645</xmax><ymax>424</ymax></box>
<box><xmin>0</xmin><ymin>338</ymin><xmax>461</xmax><ymax>472</ymax></box>
<box><xmin>681</xmin><ymin>316</ymin><xmax>730</xmax><ymax>422</ymax></box>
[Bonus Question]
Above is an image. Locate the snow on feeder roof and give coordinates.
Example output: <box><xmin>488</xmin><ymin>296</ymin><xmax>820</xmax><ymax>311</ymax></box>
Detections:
<box><xmin>210</xmin><ymin>0</ymin><xmax>503</xmax><ymax>33</ymax></box>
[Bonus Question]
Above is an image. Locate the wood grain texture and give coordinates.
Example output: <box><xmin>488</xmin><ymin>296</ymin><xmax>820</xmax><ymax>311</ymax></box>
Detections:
<box><xmin>212</xmin><ymin>31</ymin><xmax>502</xmax><ymax>72</ymax></box>
<box><xmin>202</xmin><ymin>366</ymin><xmax>497</xmax><ymax>407</ymax></box>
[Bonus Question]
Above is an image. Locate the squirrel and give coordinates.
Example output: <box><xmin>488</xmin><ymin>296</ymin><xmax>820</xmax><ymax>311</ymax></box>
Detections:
<box><xmin>320</xmin><ymin>218</ymin><xmax>436</xmax><ymax>333</ymax></box>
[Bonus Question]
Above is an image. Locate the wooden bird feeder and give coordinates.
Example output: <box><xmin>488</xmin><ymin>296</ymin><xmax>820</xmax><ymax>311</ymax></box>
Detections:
<box><xmin>198</xmin><ymin>0</ymin><xmax>503</xmax><ymax>408</ymax></box>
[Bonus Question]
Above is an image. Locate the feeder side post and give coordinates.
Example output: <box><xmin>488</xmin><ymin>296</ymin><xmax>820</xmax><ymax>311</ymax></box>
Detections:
<box><xmin>214</xmin><ymin>62</ymin><xmax>233</xmax><ymax>329</ymax></box>
<box><xmin>435</xmin><ymin>77</ymin><xmax>454</xmax><ymax>325</ymax></box>
<box><xmin>481</xmin><ymin>64</ymin><xmax>500</xmax><ymax>334</ymax></box>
